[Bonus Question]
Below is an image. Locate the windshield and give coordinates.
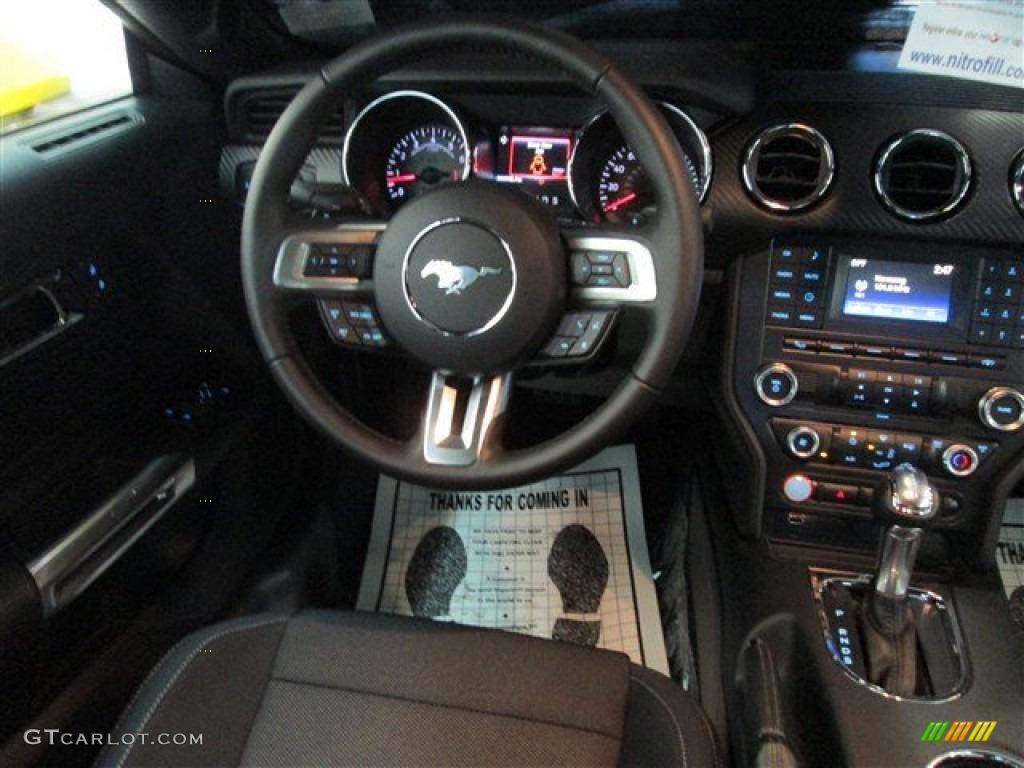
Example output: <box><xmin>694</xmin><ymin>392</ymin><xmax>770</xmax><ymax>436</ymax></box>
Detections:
<box><xmin>268</xmin><ymin>0</ymin><xmax>919</xmax><ymax>45</ymax></box>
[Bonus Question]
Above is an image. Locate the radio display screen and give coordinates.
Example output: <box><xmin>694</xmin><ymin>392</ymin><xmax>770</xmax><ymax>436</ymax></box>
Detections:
<box><xmin>839</xmin><ymin>257</ymin><xmax>957</xmax><ymax>325</ymax></box>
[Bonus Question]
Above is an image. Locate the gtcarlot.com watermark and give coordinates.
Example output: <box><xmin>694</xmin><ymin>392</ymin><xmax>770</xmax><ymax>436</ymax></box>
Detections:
<box><xmin>24</xmin><ymin>729</ymin><xmax>203</xmax><ymax>747</ymax></box>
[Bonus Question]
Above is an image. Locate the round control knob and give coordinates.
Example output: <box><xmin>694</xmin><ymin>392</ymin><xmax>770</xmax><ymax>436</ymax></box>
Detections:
<box><xmin>782</xmin><ymin>474</ymin><xmax>815</xmax><ymax>503</ymax></box>
<box><xmin>942</xmin><ymin>444</ymin><xmax>979</xmax><ymax>477</ymax></box>
<box><xmin>754</xmin><ymin>363</ymin><xmax>798</xmax><ymax>407</ymax></box>
<box><xmin>786</xmin><ymin>426</ymin><xmax>821</xmax><ymax>459</ymax></box>
<box><xmin>978</xmin><ymin>387</ymin><xmax>1024</xmax><ymax>432</ymax></box>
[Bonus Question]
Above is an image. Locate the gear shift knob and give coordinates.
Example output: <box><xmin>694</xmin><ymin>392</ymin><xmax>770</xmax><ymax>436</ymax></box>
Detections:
<box><xmin>885</xmin><ymin>463</ymin><xmax>937</xmax><ymax>522</ymax></box>
<box><xmin>875</xmin><ymin>465</ymin><xmax>937</xmax><ymax>604</ymax></box>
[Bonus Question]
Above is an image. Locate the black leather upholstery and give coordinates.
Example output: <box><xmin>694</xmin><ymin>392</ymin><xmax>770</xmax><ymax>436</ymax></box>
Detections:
<box><xmin>99</xmin><ymin>610</ymin><xmax>719</xmax><ymax>767</ymax></box>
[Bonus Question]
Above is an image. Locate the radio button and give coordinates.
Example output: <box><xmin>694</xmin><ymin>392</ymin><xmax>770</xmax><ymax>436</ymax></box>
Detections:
<box><xmin>993</xmin><ymin>326</ymin><xmax>1014</xmax><ymax>346</ymax></box>
<box><xmin>784</xmin><ymin>337</ymin><xmax>817</xmax><ymax>353</ymax></box>
<box><xmin>795</xmin><ymin>309</ymin><xmax>822</xmax><ymax>327</ymax></box>
<box><xmin>803</xmin><ymin>247</ymin><xmax>828</xmax><ymax>265</ymax></box>
<box><xmin>856</xmin><ymin>344</ymin><xmax>891</xmax><ymax>358</ymax></box>
<box><xmin>821</xmin><ymin>341</ymin><xmax>854</xmax><ymax>356</ymax></box>
<box><xmin>771</xmin><ymin>266</ymin><xmax>799</xmax><ymax>283</ymax></box>
<box><xmin>767</xmin><ymin>306</ymin><xmax>795</xmax><ymax>324</ymax></box>
<box><xmin>893</xmin><ymin>347</ymin><xmax>927</xmax><ymax>363</ymax></box>
<box><xmin>978</xmin><ymin>387</ymin><xmax>1024</xmax><ymax>431</ymax></box>
<box><xmin>770</xmin><ymin>286</ymin><xmax>796</xmax><ymax>303</ymax></box>
<box><xmin>773</xmin><ymin>245</ymin><xmax>802</xmax><ymax>264</ymax></box>
<box><xmin>932</xmin><ymin>350</ymin><xmax>967</xmax><ymax>366</ymax></box>
<box><xmin>969</xmin><ymin>354</ymin><xmax>1005</xmax><ymax>370</ymax></box>
<box><xmin>755</xmin><ymin>364</ymin><xmax>799</xmax><ymax>406</ymax></box>
<box><xmin>970</xmin><ymin>324</ymin><xmax>994</xmax><ymax>345</ymax></box>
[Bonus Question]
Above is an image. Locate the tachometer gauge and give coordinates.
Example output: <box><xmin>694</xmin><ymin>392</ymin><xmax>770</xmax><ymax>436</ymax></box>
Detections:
<box><xmin>342</xmin><ymin>91</ymin><xmax>473</xmax><ymax>212</ymax></box>
<box><xmin>385</xmin><ymin>123</ymin><xmax>468</xmax><ymax>204</ymax></box>
<box><xmin>569</xmin><ymin>102</ymin><xmax>712</xmax><ymax>224</ymax></box>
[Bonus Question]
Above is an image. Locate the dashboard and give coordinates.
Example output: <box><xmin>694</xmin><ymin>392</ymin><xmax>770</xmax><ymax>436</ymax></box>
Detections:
<box><xmin>219</xmin><ymin>47</ymin><xmax>1024</xmax><ymax>564</ymax></box>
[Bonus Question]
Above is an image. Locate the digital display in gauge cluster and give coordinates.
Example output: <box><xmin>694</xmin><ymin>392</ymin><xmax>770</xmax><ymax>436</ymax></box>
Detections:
<box><xmin>494</xmin><ymin>126</ymin><xmax>575</xmax><ymax>212</ymax></box>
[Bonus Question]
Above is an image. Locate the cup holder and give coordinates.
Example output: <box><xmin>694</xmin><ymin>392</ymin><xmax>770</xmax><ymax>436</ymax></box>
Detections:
<box><xmin>927</xmin><ymin>750</ymin><xmax>1024</xmax><ymax>768</ymax></box>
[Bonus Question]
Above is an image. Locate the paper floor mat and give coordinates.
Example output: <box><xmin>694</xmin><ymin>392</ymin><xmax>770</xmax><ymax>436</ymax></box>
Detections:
<box><xmin>999</xmin><ymin>499</ymin><xmax>1024</xmax><ymax>630</ymax></box>
<box><xmin>357</xmin><ymin>445</ymin><xmax>668</xmax><ymax>673</ymax></box>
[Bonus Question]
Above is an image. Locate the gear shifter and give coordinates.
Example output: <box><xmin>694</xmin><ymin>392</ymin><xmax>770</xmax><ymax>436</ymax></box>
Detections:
<box><xmin>873</xmin><ymin>464</ymin><xmax>938</xmax><ymax>625</ymax></box>
<box><xmin>862</xmin><ymin>464</ymin><xmax>938</xmax><ymax>697</ymax></box>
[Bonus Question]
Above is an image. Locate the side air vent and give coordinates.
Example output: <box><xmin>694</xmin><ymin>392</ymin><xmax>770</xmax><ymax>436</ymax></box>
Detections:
<box><xmin>240</xmin><ymin>89</ymin><xmax>345</xmax><ymax>142</ymax></box>
<box><xmin>742</xmin><ymin>124</ymin><xmax>835</xmax><ymax>213</ymax></box>
<box><xmin>873</xmin><ymin>129</ymin><xmax>972</xmax><ymax>222</ymax></box>
<box><xmin>1011</xmin><ymin>148</ymin><xmax>1024</xmax><ymax>217</ymax></box>
<box><xmin>30</xmin><ymin>112</ymin><xmax>141</xmax><ymax>155</ymax></box>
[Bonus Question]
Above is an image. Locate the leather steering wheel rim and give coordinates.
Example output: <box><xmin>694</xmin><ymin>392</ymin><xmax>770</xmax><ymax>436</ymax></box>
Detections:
<box><xmin>241</xmin><ymin>15</ymin><xmax>703</xmax><ymax>489</ymax></box>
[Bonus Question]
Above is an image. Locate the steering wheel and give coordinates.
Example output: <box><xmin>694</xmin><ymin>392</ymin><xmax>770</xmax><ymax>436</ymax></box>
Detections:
<box><xmin>241</xmin><ymin>16</ymin><xmax>703</xmax><ymax>489</ymax></box>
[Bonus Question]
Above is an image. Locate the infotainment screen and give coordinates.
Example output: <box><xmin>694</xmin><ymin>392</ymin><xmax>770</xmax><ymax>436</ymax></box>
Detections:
<box><xmin>839</xmin><ymin>257</ymin><xmax>957</xmax><ymax>325</ymax></box>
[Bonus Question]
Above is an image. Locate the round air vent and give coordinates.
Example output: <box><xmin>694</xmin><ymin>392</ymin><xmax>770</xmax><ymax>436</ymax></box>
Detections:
<box><xmin>742</xmin><ymin>124</ymin><xmax>835</xmax><ymax>213</ymax></box>
<box><xmin>874</xmin><ymin>129</ymin><xmax>971</xmax><ymax>222</ymax></box>
<box><xmin>1011</xmin><ymin>148</ymin><xmax>1024</xmax><ymax>216</ymax></box>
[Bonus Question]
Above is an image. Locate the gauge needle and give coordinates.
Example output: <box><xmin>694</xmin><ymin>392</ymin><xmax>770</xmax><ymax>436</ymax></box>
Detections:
<box><xmin>386</xmin><ymin>173</ymin><xmax>418</xmax><ymax>185</ymax></box>
<box><xmin>603</xmin><ymin>192</ymin><xmax>638</xmax><ymax>212</ymax></box>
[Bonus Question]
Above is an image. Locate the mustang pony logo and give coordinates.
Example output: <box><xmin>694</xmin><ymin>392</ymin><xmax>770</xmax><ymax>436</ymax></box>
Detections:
<box><xmin>420</xmin><ymin>260</ymin><xmax>502</xmax><ymax>295</ymax></box>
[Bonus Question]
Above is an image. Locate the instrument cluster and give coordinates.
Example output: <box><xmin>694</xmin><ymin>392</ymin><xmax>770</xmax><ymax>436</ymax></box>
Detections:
<box><xmin>341</xmin><ymin>90</ymin><xmax>713</xmax><ymax>224</ymax></box>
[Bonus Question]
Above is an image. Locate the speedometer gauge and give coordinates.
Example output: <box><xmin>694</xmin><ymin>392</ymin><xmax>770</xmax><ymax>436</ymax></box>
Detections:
<box><xmin>385</xmin><ymin>123</ymin><xmax>468</xmax><ymax>204</ymax></box>
<box><xmin>596</xmin><ymin>146</ymin><xmax>700</xmax><ymax>221</ymax></box>
<box><xmin>569</xmin><ymin>102</ymin><xmax>712</xmax><ymax>224</ymax></box>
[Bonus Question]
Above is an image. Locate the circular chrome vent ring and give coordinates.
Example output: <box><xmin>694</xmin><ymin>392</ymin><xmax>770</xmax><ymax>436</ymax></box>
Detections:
<box><xmin>742</xmin><ymin>123</ymin><xmax>835</xmax><ymax>213</ymax></box>
<box><xmin>1011</xmin><ymin>148</ymin><xmax>1024</xmax><ymax>216</ymax></box>
<box><xmin>873</xmin><ymin>128</ymin><xmax>972</xmax><ymax>222</ymax></box>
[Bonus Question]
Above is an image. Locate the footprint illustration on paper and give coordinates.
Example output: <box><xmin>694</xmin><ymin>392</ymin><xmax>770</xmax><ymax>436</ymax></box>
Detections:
<box><xmin>405</xmin><ymin>526</ymin><xmax>467</xmax><ymax>618</ymax></box>
<box><xmin>548</xmin><ymin>524</ymin><xmax>609</xmax><ymax>646</ymax></box>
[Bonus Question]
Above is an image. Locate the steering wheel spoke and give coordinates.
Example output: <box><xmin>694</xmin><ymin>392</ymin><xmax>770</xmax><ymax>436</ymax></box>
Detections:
<box><xmin>421</xmin><ymin>372</ymin><xmax>512</xmax><ymax>466</ymax></box>
<box><xmin>563</xmin><ymin>229</ymin><xmax>657</xmax><ymax>306</ymax></box>
<box><xmin>271</xmin><ymin>222</ymin><xmax>386</xmax><ymax>296</ymax></box>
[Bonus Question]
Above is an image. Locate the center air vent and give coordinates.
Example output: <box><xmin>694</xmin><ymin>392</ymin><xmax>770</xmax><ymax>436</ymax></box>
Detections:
<box><xmin>742</xmin><ymin>124</ymin><xmax>835</xmax><ymax>213</ymax></box>
<box><xmin>873</xmin><ymin>129</ymin><xmax>971</xmax><ymax>222</ymax></box>
<box><xmin>238</xmin><ymin>89</ymin><xmax>345</xmax><ymax>143</ymax></box>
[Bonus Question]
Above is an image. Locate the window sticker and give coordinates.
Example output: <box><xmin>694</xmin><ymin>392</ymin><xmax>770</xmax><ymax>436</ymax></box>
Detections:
<box><xmin>899</xmin><ymin>0</ymin><xmax>1024</xmax><ymax>89</ymax></box>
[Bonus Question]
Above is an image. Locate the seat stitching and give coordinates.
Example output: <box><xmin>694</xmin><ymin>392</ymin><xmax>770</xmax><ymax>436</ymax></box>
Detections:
<box><xmin>115</xmin><ymin>616</ymin><xmax>288</xmax><ymax>768</ymax></box>
<box><xmin>632</xmin><ymin>676</ymin><xmax>687</xmax><ymax>768</ymax></box>
<box><xmin>269</xmin><ymin>675</ymin><xmax>625</xmax><ymax>743</ymax></box>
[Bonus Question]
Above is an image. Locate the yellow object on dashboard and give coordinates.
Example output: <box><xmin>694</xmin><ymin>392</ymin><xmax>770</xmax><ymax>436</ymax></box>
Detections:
<box><xmin>0</xmin><ymin>41</ymin><xmax>70</xmax><ymax>117</ymax></box>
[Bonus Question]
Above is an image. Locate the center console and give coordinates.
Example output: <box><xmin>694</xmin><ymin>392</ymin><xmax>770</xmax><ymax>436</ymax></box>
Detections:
<box><xmin>720</xmin><ymin>237</ymin><xmax>1024</xmax><ymax>564</ymax></box>
<box><xmin>712</xmin><ymin>237</ymin><xmax>1024</xmax><ymax>767</ymax></box>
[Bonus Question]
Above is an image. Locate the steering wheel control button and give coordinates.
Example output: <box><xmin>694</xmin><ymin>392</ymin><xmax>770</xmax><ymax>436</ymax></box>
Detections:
<box><xmin>319</xmin><ymin>299</ymin><xmax>389</xmax><ymax>348</ymax></box>
<box><xmin>538</xmin><ymin>312</ymin><xmax>615</xmax><ymax>361</ymax></box>
<box><xmin>942</xmin><ymin>444</ymin><xmax>979</xmax><ymax>477</ymax></box>
<box><xmin>754</xmin><ymin>363</ymin><xmax>798</xmax><ymax>406</ymax></box>
<box><xmin>782</xmin><ymin>474</ymin><xmax>815</xmax><ymax>504</ymax></box>
<box><xmin>978</xmin><ymin>386</ymin><xmax>1024</xmax><ymax>431</ymax></box>
<box><xmin>786</xmin><ymin>426</ymin><xmax>821</xmax><ymax>459</ymax></box>
<box><xmin>569</xmin><ymin>249</ymin><xmax>631</xmax><ymax>288</ymax></box>
<box><xmin>305</xmin><ymin>243</ymin><xmax>375</xmax><ymax>278</ymax></box>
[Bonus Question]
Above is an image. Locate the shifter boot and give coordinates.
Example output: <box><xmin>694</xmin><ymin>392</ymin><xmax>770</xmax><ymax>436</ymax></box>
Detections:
<box><xmin>859</xmin><ymin>598</ymin><xmax>920</xmax><ymax>698</ymax></box>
